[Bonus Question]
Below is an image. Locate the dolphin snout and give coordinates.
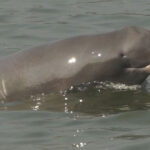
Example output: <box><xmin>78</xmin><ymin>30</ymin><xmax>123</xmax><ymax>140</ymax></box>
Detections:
<box><xmin>143</xmin><ymin>64</ymin><xmax>150</xmax><ymax>73</ymax></box>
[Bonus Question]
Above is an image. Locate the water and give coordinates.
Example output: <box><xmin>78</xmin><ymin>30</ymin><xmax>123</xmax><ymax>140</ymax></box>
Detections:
<box><xmin>1</xmin><ymin>110</ymin><xmax>150</xmax><ymax>150</ymax></box>
<box><xmin>0</xmin><ymin>0</ymin><xmax>150</xmax><ymax>149</ymax></box>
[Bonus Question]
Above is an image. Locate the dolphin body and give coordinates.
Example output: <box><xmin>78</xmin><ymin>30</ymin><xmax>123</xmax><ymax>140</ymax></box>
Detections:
<box><xmin>0</xmin><ymin>26</ymin><xmax>150</xmax><ymax>99</ymax></box>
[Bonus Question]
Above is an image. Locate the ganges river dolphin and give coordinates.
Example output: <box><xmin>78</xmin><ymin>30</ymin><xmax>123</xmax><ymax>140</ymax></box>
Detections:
<box><xmin>0</xmin><ymin>26</ymin><xmax>150</xmax><ymax>100</ymax></box>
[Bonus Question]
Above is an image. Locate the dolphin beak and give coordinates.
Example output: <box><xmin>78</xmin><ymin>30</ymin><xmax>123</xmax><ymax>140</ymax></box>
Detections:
<box><xmin>143</xmin><ymin>64</ymin><xmax>150</xmax><ymax>73</ymax></box>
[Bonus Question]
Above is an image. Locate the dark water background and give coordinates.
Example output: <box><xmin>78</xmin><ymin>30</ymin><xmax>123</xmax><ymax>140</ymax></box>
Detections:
<box><xmin>1</xmin><ymin>0</ymin><xmax>150</xmax><ymax>149</ymax></box>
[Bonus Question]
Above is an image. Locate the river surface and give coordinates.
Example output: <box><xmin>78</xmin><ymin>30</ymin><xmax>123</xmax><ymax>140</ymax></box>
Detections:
<box><xmin>0</xmin><ymin>0</ymin><xmax>150</xmax><ymax>150</ymax></box>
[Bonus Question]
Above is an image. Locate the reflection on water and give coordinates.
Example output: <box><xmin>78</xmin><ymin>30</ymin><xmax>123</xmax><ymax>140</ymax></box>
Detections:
<box><xmin>1</xmin><ymin>109</ymin><xmax>150</xmax><ymax>150</ymax></box>
<box><xmin>0</xmin><ymin>74</ymin><xmax>148</xmax><ymax>150</ymax></box>
<box><xmin>1</xmin><ymin>81</ymin><xmax>150</xmax><ymax>115</ymax></box>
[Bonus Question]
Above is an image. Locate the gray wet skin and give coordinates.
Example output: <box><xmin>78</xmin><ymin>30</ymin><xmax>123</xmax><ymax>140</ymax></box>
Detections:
<box><xmin>0</xmin><ymin>26</ymin><xmax>150</xmax><ymax>99</ymax></box>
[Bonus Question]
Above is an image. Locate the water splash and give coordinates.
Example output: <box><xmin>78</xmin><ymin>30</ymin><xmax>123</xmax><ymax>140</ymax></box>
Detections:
<box><xmin>94</xmin><ymin>81</ymin><xmax>141</xmax><ymax>91</ymax></box>
<box><xmin>66</xmin><ymin>81</ymin><xmax>141</xmax><ymax>93</ymax></box>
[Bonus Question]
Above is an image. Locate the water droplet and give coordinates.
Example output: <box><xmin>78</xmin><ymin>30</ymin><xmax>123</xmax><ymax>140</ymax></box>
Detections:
<box><xmin>98</xmin><ymin>53</ymin><xmax>102</xmax><ymax>57</ymax></box>
<box><xmin>65</xmin><ymin>97</ymin><xmax>68</xmax><ymax>100</ymax></box>
<box><xmin>70</xmin><ymin>111</ymin><xmax>73</xmax><ymax>114</ymax></box>
<box><xmin>79</xmin><ymin>99</ymin><xmax>83</xmax><ymax>103</ymax></box>
<box><xmin>36</xmin><ymin>97</ymin><xmax>41</xmax><ymax>101</ymax></box>
<box><xmin>69</xmin><ymin>86</ymin><xmax>74</xmax><ymax>90</ymax></box>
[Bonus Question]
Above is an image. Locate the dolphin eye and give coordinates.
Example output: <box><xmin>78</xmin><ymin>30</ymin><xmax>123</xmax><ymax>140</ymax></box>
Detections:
<box><xmin>120</xmin><ymin>53</ymin><xmax>127</xmax><ymax>58</ymax></box>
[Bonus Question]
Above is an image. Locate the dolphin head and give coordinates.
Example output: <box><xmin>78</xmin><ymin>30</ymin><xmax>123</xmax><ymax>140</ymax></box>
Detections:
<box><xmin>121</xmin><ymin>27</ymin><xmax>150</xmax><ymax>69</ymax></box>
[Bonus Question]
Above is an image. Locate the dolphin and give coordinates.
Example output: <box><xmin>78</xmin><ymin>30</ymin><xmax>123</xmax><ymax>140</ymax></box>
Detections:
<box><xmin>0</xmin><ymin>26</ymin><xmax>150</xmax><ymax>99</ymax></box>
